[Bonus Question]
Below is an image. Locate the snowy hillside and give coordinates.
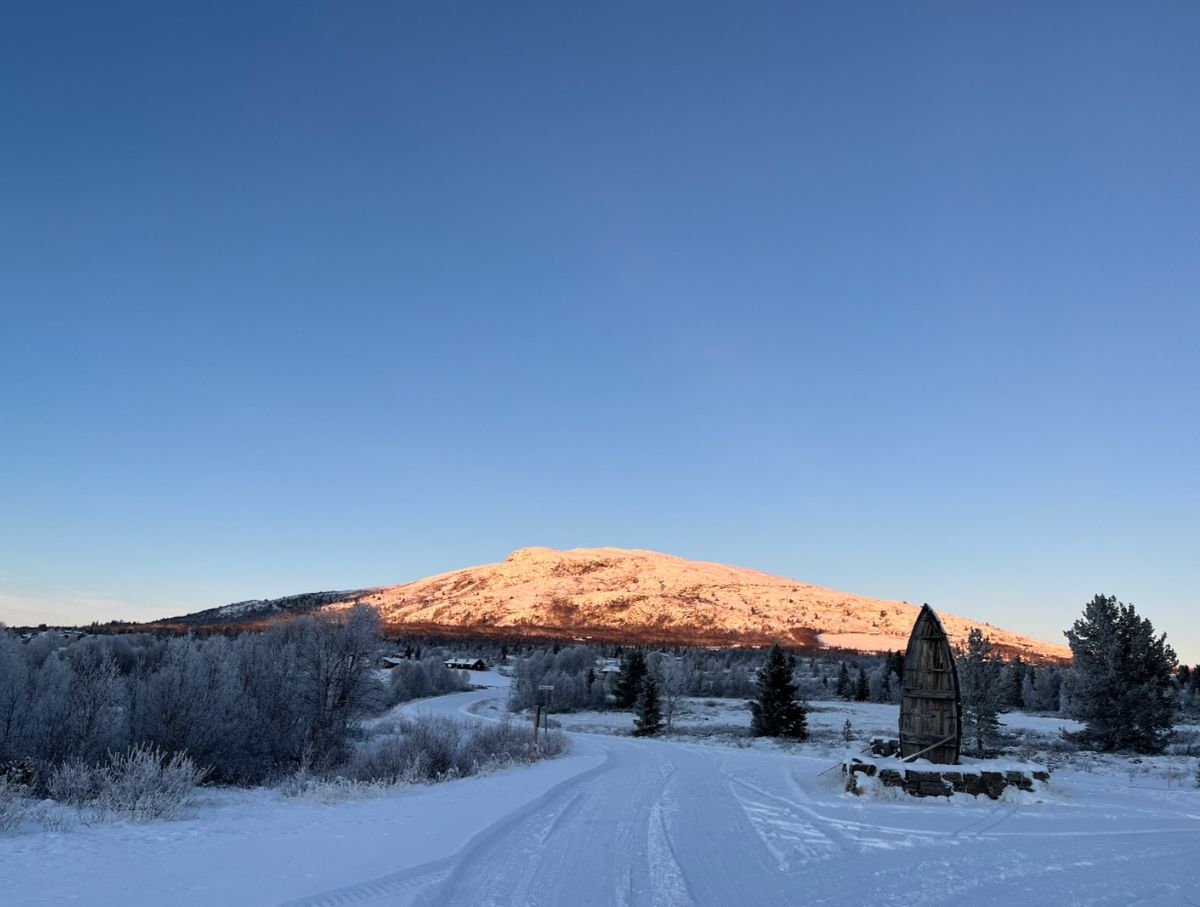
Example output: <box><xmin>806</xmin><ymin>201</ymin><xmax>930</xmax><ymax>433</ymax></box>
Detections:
<box><xmin>324</xmin><ymin>546</ymin><xmax>1069</xmax><ymax>660</ymax></box>
<box><xmin>161</xmin><ymin>590</ymin><xmax>363</xmax><ymax>627</ymax></box>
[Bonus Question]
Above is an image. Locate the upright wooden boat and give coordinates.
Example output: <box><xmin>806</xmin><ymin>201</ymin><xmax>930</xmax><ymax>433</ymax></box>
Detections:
<box><xmin>899</xmin><ymin>604</ymin><xmax>961</xmax><ymax>764</ymax></box>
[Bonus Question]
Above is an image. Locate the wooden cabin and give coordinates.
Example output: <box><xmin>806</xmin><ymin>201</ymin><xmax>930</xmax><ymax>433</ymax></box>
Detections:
<box><xmin>898</xmin><ymin>604</ymin><xmax>962</xmax><ymax>764</ymax></box>
<box><xmin>445</xmin><ymin>657</ymin><xmax>487</xmax><ymax>671</ymax></box>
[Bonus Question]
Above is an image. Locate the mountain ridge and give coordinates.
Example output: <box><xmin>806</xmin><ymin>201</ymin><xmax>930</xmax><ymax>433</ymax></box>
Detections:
<box><xmin>294</xmin><ymin>546</ymin><xmax>1069</xmax><ymax>661</ymax></box>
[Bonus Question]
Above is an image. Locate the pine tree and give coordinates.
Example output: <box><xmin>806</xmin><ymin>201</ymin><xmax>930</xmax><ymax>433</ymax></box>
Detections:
<box><xmin>841</xmin><ymin>718</ymin><xmax>854</xmax><ymax>743</ymax></box>
<box><xmin>613</xmin><ymin>650</ymin><xmax>648</xmax><ymax>709</ymax></box>
<box><xmin>853</xmin><ymin>667</ymin><xmax>869</xmax><ymax>702</ymax></box>
<box><xmin>1006</xmin><ymin>655</ymin><xmax>1026</xmax><ymax>709</ymax></box>
<box><xmin>1064</xmin><ymin>594</ymin><xmax>1177</xmax><ymax>753</ymax></box>
<box><xmin>749</xmin><ymin>644</ymin><xmax>808</xmax><ymax>739</ymax></box>
<box><xmin>632</xmin><ymin>676</ymin><xmax>663</xmax><ymax>737</ymax></box>
<box><xmin>958</xmin><ymin>628</ymin><xmax>1006</xmax><ymax>756</ymax></box>
<box><xmin>1021</xmin><ymin>672</ymin><xmax>1039</xmax><ymax>710</ymax></box>
<box><xmin>835</xmin><ymin>663</ymin><xmax>851</xmax><ymax>699</ymax></box>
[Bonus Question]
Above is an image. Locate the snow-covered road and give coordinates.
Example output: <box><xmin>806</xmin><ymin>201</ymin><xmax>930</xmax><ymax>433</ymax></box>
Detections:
<box><xmin>3</xmin><ymin>680</ymin><xmax>1199</xmax><ymax>906</ymax></box>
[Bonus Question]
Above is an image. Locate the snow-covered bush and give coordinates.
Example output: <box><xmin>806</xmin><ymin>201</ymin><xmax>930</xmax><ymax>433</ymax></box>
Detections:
<box><xmin>467</xmin><ymin>718</ymin><xmax>567</xmax><ymax>764</ymax></box>
<box><xmin>47</xmin><ymin>759</ymin><xmax>103</xmax><ymax>811</ymax></box>
<box><xmin>279</xmin><ymin>772</ymin><xmax>388</xmax><ymax>804</ymax></box>
<box><xmin>98</xmin><ymin>745</ymin><xmax>208</xmax><ymax>822</ymax></box>
<box><xmin>347</xmin><ymin>719</ymin><xmax>456</xmax><ymax>783</ymax></box>
<box><xmin>47</xmin><ymin>746</ymin><xmax>207</xmax><ymax>823</ymax></box>
<box><xmin>0</xmin><ymin>776</ymin><xmax>32</xmax><ymax>833</ymax></box>
<box><xmin>0</xmin><ymin>606</ymin><xmax>388</xmax><ymax>787</ymax></box>
<box><xmin>387</xmin><ymin>658</ymin><xmax>471</xmax><ymax>705</ymax></box>
<box><xmin>344</xmin><ymin>716</ymin><xmax>568</xmax><ymax>785</ymax></box>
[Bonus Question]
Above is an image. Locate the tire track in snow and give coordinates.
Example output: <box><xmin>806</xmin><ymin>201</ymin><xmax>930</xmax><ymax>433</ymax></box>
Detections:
<box><xmin>657</xmin><ymin>746</ymin><xmax>792</xmax><ymax>905</ymax></box>
<box><xmin>419</xmin><ymin>739</ymin><xmax>662</xmax><ymax>907</ymax></box>
<box><xmin>281</xmin><ymin>743</ymin><xmax>617</xmax><ymax>907</ymax></box>
<box><xmin>645</xmin><ymin>795</ymin><xmax>692</xmax><ymax>907</ymax></box>
<box><xmin>643</xmin><ymin>750</ymin><xmax>692</xmax><ymax>907</ymax></box>
<box><xmin>277</xmin><ymin>859</ymin><xmax>456</xmax><ymax>907</ymax></box>
<box><xmin>724</xmin><ymin>772</ymin><xmax>857</xmax><ymax>860</ymax></box>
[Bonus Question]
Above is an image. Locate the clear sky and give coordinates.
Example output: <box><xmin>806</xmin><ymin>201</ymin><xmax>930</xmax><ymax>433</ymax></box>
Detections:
<box><xmin>2</xmin><ymin>3</ymin><xmax>1197</xmax><ymax>661</ymax></box>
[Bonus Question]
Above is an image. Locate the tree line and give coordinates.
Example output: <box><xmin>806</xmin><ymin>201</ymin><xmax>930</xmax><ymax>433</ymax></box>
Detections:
<box><xmin>0</xmin><ymin>606</ymin><xmax>459</xmax><ymax>785</ymax></box>
<box><xmin>958</xmin><ymin>593</ymin><xmax>1184</xmax><ymax>755</ymax></box>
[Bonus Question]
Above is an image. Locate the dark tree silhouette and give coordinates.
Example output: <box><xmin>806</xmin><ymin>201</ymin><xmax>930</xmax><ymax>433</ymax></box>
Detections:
<box><xmin>853</xmin><ymin>667</ymin><xmax>869</xmax><ymax>702</ymax></box>
<box><xmin>749</xmin><ymin>644</ymin><xmax>807</xmax><ymax>739</ymax></box>
<box><xmin>632</xmin><ymin>676</ymin><xmax>663</xmax><ymax>737</ymax></box>
<box><xmin>835</xmin><ymin>662</ymin><xmax>851</xmax><ymax>699</ymax></box>
<box><xmin>613</xmin><ymin>650</ymin><xmax>648</xmax><ymax>709</ymax></box>
<box><xmin>1064</xmin><ymin>594</ymin><xmax>1177</xmax><ymax>753</ymax></box>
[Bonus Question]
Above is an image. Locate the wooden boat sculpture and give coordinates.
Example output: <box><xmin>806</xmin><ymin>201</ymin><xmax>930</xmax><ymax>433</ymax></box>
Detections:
<box><xmin>898</xmin><ymin>604</ymin><xmax>961</xmax><ymax>764</ymax></box>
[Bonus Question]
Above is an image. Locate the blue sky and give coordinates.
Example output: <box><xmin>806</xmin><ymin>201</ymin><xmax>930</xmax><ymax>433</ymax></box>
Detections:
<box><xmin>2</xmin><ymin>3</ymin><xmax>1197</xmax><ymax>660</ymax></box>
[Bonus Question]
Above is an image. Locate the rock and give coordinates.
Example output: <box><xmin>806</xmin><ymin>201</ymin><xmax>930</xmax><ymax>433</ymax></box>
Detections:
<box><xmin>878</xmin><ymin>769</ymin><xmax>904</xmax><ymax>787</ymax></box>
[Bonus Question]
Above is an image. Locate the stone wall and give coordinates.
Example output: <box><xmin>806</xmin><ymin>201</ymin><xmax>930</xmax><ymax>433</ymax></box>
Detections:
<box><xmin>844</xmin><ymin>758</ymin><xmax>1050</xmax><ymax>799</ymax></box>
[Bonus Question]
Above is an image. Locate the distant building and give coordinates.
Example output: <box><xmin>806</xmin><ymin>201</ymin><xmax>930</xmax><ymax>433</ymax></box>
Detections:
<box><xmin>444</xmin><ymin>657</ymin><xmax>487</xmax><ymax>671</ymax></box>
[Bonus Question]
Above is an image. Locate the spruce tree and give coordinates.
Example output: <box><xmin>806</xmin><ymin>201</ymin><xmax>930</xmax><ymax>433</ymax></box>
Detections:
<box><xmin>632</xmin><ymin>676</ymin><xmax>663</xmax><ymax>737</ymax></box>
<box><xmin>1006</xmin><ymin>655</ymin><xmax>1026</xmax><ymax>709</ymax></box>
<box><xmin>835</xmin><ymin>663</ymin><xmax>851</xmax><ymax>699</ymax></box>
<box><xmin>613</xmin><ymin>650</ymin><xmax>648</xmax><ymax>709</ymax></box>
<box><xmin>1064</xmin><ymin>594</ymin><xmax>1177</xmax><ymax>753</ymax></box>
<box><xmin>749</xmin><ymin>644</ymin><xmax>808</xmax><ymax>739</ymax></box>
<box><xmin>958</xmin><ymin>628</ymin><xmax>1006</xmax><ymax>756</ymax></box>
<box><xmin>853</xmin><ymin>667</ymin><xmax>869</xmax><ymax>702</ymax></box>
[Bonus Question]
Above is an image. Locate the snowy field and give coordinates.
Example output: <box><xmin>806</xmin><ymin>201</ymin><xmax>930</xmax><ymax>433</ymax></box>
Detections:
<box><xmin>507</xmin><ymin>695</ymin><xmax>1088</xmax><ymax>748</ymax></box>
<box><xmin>2</xmin><ymin>674</ymin><xmax>1199</xmax><ymax>906</ymax></box>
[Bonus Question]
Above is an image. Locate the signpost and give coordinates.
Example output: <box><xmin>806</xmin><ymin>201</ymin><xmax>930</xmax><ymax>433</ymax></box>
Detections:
<box><xmin>534</xmin><ymin>684</ymin><xmax>555</xmax><ymax>745</ymax></box>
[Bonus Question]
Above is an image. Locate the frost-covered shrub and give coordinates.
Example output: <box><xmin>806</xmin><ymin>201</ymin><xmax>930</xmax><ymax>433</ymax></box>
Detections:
<box><xmin>343</xmin><ymin>717</ymin><xmax>569</xmax><ymax>785</ymax></box>
<box><xmin>378</xmin><ymin>716</ymin><xmax>460</xmax><ymax>781</ymax></box>
<box><xmin>279</xmin><ymin>772</ymin><xmax>388</xmax><ymax>804</ymax></box>
<box><xmin>47</xmin><ymin>759</ymin><xmax>103</xmax><ymax>811</ymax></box>
<box><xmin>387</xmin><ymin>659</ymin><xmax>470</xmax><ymax>705</ymax></box>
<box><xmin>0</xmin><ymin>607</ymin><xmax>386</xmax><ymax>787</ymax></box>
<box><xmin>531</xmin><ymin>727</ymin><xmax>570</xmax><ymax>758</ymax></box>
<box><xmin>47</xmin><ymin>746</ymin><xmax>208</xmax><ymax>823</ymax></box>
<box><xmin>98</xmin><ymin>745</ymin><xmax>208</xmax><ymax>822</ymax></box>
<box><xmin>0</xmin><ymin>777</ymin><xmax>32</xmax><ymax>833</ymax></box>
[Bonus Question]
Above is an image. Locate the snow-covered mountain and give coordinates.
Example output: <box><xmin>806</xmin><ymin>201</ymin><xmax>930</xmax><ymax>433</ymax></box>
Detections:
<box><xmin>161</xmin><ymin>590</ymin><xmax>360</xmax><ymax>627</ymax></box>
<box><xmin>310</xmin><ymin>546</ymin><xmax>1069</xmax><ymax>660</ymax></box>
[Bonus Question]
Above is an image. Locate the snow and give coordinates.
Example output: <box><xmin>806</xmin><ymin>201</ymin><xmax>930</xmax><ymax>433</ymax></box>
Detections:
<box><xmin>3</xmin><ymin>679</ymin><xmax>1199</xmax><ymax>906</ymax></box>
<box><xmin>326</xmin><ymin>546</ymin><xmax>1070</xmax><ymax>660</ymax></box>
<box><xmin>818</xmin><ymin>632</ymin><xmax>911</xmax><ymax>652</ymax></box>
